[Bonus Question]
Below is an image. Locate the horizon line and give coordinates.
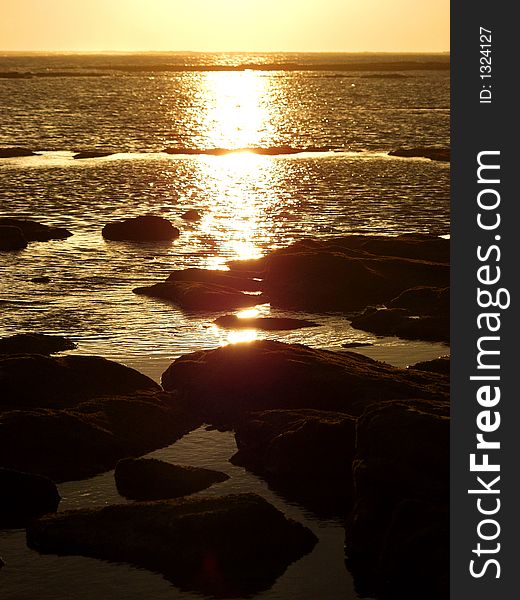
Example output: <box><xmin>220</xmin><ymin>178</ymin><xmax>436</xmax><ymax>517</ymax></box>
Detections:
<box><xmin>0</xmin><ymin>49</ymin><xmax>450</xmax><ymax>55</ymax></box>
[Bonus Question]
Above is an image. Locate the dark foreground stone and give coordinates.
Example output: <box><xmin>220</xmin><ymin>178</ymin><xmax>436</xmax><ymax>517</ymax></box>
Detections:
<box><xmin>115</xmin><ymin>457</ymin><xmax>229</xmax><ymax>500</ymax></box>
<box><xmin>0</xmin><ymin>333</ymin><xmax>76</xmax><ymax>355</ymax></box>
<box><xmin>345</xmin><ymin>400</ymin><xmax>449</xmax><ymax>600</ymax></box>
<box><xmin>0</xmin><ymin>468</ymin><xmax>60</xmax><ymax>529</ymax></box>
<box><xmin>388</xmin><ymin>146</ymin><xmax>450</xmax><ymax>162</ymax></box>
<box><xmin>0</xmin><ymin>147</ymin><xmax>37</xmax><ymax>158</ymax></box>
<box><xmin>214</xmin><ymin>314</ymin><xmax>319</xmax><ymax>331</ymax></box>
<box><xmin>134</xmin><ymin>281</ymin><xmax>263</xmax><ymax>312</ymax></box>
<box><xmin>232</xmin><ymin>409</ymin><xmax>356</xmax><ymax>515</ymax></box>
<box><xmin>0</xmin><ymin>218</ymin><xmax>72</xmax><ymax>242</ymax></box>
<box><xmin>27</xmin><ymin>493</ymin><xmax>317</xmax><ymax>597</ymax></box>
<box><xmin>409</xmin><ymin>356</ymin><xmax>450</xmax><ymax>375</ymax></box>
<box><xmin>161</xmin><ymin>340</ymin><xmax>448</xmax><ymax>426</ymax></box>
<box><xmin>102</xmin><ymin>216</ymin><xmax>179</xmax><ymax>242</ymax></box>
<box><xmin>0</xmin><ymin>226</ymin><xmax>28</xmax><ymax>251</ymax></box>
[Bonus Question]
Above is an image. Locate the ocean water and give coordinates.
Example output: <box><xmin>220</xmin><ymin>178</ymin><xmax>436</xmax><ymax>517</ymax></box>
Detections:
<box><xmin>0</xmin><ymin>53</ymin><xmax>450</xmax><ymax>599</ymax></box>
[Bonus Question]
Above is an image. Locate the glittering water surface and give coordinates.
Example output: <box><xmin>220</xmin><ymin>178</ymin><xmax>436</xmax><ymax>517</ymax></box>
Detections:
<box><xmin>0</xmin><ymin>53</ymin><xmax>449</xmax><ymax>600</ymax></box>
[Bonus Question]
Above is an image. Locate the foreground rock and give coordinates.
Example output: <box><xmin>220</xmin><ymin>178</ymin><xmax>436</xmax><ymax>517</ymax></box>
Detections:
<box><xmin>0</xmin><ymin>218</ymin><xmax>72</xmax><ymax>242</ymax></box>
<box><xmin>115</xmin><ymin>458</ymin><xmax>229</xmax><ymax>500</ymax></box>
<box><xmin>0</xmin><ymin>333</ymin><xmax>76</xmax><ymax>355</ymax></box>
<box><xmin>0</xmin><ymin>226</ymin><xmax>28</xmax><ymax>251</ymax></box>
<box><xmin>0</xmin><ymin>147</ymin><xmax>37</xmax><ymax>158</ymax></box>
<box><xmin>345</xmin><ymin>400</ymin><xmax>449</xmax><ymax>600</ymax></box>
<box><xmin>388</xmin><ymin>146</ymin><xmax>450</xmax><ymax>162</ymax></box>
<box><xmin>214</xmin><ymin>314</ymin><xmax>319</xmax><ymax>331</ymax></box>
<box><xmin>27</xmin><ymin>493</ymin><xmax>317</xmax><ymax>597</ymax></box>
<box><xmin>409</xmin><ymin>356</ymin><xmax>450</xmax><ymax>375</ymax></box>
<box><xmin>0</xmin><ymin>353</ymin><xmax>160</xmax><ymax>408</ymax></box>
<box><xmin>0</xmin><ymin>468</ymin><xmax>60</xmax><ymax>529</ymax></box>
<box><xmin>102</xmin><ymin>216</ymin><xmax>180</xmax><ymax>242</ymax></box>
<box><xmin>134</xmin><ymin>281</ymin><xmax>262</xmax><ymax>312</ymax></box>
<box><xmin>232</xmin><ymin>409</ymin><xmax>356</xmax><ymax>515</ymax></box>
<box><xmin>0</xmin><ymin>354</ymin><xmax>196</xmax><ymax>481</ymax></box>
<box><xmin>167</xmin><ymin>267</ymin><xmax>262</xmax><ymax>292</ymax></box>
<box><xmin>162</xmin><ymin>340</ymin><xmax>448</xmax><ymax>426</ymax></box>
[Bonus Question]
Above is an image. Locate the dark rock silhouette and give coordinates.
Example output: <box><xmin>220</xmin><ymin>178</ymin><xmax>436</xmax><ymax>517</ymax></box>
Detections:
<box><xmin>102</xmin><ymin>216</ymin><xmax>179</xmax><ymax>242</ymax></box>
<box><xmin>134</xmin><ymin>281</ymin><xmax>262</xmax><ymax>312</ymax></box>
<box><xmin>0</xmin><ymin>218</ymin><xmax>72</xmax><ymax>242</ymax></box>
<box><xmin>341</xmin><ymin>341</ymin><xmax>374</xmax><ymax>348</ymax></box>
<box><xmin>181</xmin><ymin>209</ymin><xmax>202</xmax><ymax>221</ymax></box>
<box><xmin>232</xmin><ymin>409</ymin><xmax>356</xmax><ymax>515</ymax></box>
<box><xmin>161</xmin><ymin>340</ymin><xmax>448</xmax><ymax>426</ymax></box>
<box><xmin>0</xmin><ymin>333</ymin><xmax>76</xmax><ymax>355</ymax></box>
<box><xmin>345</xmin><ymin>400</ymin><xmax>449</xmax><ymax>600</ymax></box>
<box><xmin>0</xmin><ymin>226</ymin><xmax>28</xmax><ymax>251</ymax></box>
<box><xmin>166</xmin><ymin>267</ymin><xmax>262</xmax><ymax>292</ymax></box>
<box><xmin>409</xmin><ymin>356</ymin><xmax>450</xmax><ymax>375</ymax></box>
<box><xmin>27</xmin><ymin>493</ymin><xmax>317</xmax><ymax>597</ymax></box>
<box><xmin>163</xmin><ymin>145</ymin><xmax>327</xmax><ymax>156</ymax></box>
<box><xmin>214</xmin><ymin>314</ymin><xmax>319</xmax><ymax>331</ymax></box>
<box><xmin>388</xmin><ymin>146</ymin><xmax>450</xmax><ymax>162</ymax></box>
<box><xmin>115</xmin><ymin>457</ymin><xmax>229</xmax><ymax>501</ymax></box>
<box><xmin>388</xmin><ymin>286</ymin><xmax>449</xmax><ymax>314</ymax></box>
<box><xmin>0</xmin><ymin>147</ymin><xmax>37</xmax><ymax>158</ymax></box>
<box><xmin>31</xmin><ymin>276</ymin><xmax>51</xmax><ymax>284</ymax></box>
<box><xmin>73</xmin><ymin>151</ymin><xmax>114</xmax><ymax>160</ymax></box>
<box><xmin>0</xmin><ymin>467</ymin><xmax>60</xmax><ymax>529</ymax></box>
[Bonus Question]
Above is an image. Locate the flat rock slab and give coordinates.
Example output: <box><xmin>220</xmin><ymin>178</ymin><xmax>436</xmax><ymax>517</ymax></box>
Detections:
<box><xmin>388</xmin><ymin>146</ymin><xmax>450</xmax><ymax>162</ymax></box>
<box><xmin>0</xmin><ymin>333</ymin><xmax>76</xmax><ymax>355</ymax></box>
<box><xmin>161</xmin><ymin>340</ymin><xmax>448</xmax><ymax>425</ymax></box>
<box><xmin>0</xmin><ymin>147</ymin><xmax>38</xmax><ymax>158</ymax></box>
<box><xmin>115</xmin><ymin>457</ymin><xmax>229</xmax><ymax>500</ymax></box>
<box><xmin>214</xmin><ymin>315</ymin><xmax>319</xmax><ymax>331</ymax></box>
<box><xmin>0</xmin><ymin>353</ymin><xmax>160</xmax><ymax>409</ymax></box>
<box><xmin>102</xmin><ymin>216</ymin><xmax>179</xmax><ymax>242</ymax></box>
<box><xmin>134</xmin><ymin>281</ymin><xmax>263</xmax><ymax>312</ymax></box>
<box><xmin>0</xmin><ymin>218</ymin><xmax>72</xmax><ymax>242</ymax></box>
<box><xmin>0</xmin><ymin>467</ymin><xmax>60</xmax><ymax>529</ymax></box>
<box><xmin>73</xmin><ymin>151</ymin><xmax>115</xmax><ymax>159</ymax></box>
<box><xmin>27</xmin><ymin>493</ymin><xmax>317</xmax><ymax>597</ymax></box>
<box><xmin>167</xmin><ymin>267</ymin><xmax>262</xmax><ymax>292</ymax></box>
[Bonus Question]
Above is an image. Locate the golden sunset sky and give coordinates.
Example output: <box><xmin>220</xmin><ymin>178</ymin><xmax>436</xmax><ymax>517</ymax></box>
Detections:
<box><xmin>0</xmin><ymin>0</ymin><xmax>449</xmax><ymax>52</ymax></box>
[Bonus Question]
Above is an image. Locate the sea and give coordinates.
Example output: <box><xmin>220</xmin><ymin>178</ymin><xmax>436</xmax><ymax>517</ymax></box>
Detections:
<box><xmin>0</xmin><ymin>53</ymin><xmax>450</xmax><ymax>600</ymax></box>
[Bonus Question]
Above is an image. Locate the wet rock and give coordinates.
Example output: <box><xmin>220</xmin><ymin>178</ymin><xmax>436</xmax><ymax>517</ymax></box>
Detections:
<box><xmin>102</xmin><ymin>216</ymin><xmax>180</xmax><ymax>242</ymax></box>
<box><xmin>0</xmin><ymin>467</ymin><xmax>60</xmax><ymax>529</ymax></box>
<box><xmin>27</xmin><ymin>493</ymin><xmax>317</xmax><ymax>597</ymax></box>
<box><xmin>0</xmin><ymin>353</ymin><xmax>160</xmax><ymax>409</ymax></box>
<box><xmin>256</xmin><ymin>234</ymin><xmax>449</xmax><ymax>311</ymax></box>
<box><xmin>167</xmin><ymin>267</ymin><xmax>262</xmax><ymax>292</ymax></box>
<box><xmin>134</xmin><ymin>281</ymin><xmax>262</xmax><ymax>312</ymax></box>
<box><xmin>0</xmin><ymin>392</ymin><xmax>197</xmax><ymax>482</ymax></box>
<box><xmin>214</xmin><ymin>314</ymin><xmax>319</xmax><ymax>331</ymax></box>
<box><xmin>350</xmin><ymin>307</ymin><xmax>449</xmax><ymax>343</ymax></box>
<box><xmin>0</xmin><ymin>333</ymin><xmax>76</xmax><ymax>355</ymax></box>
<box><xmin>30</xmin><ymin>276</ymin><xmax>51</xmax><ymax>284</ymax></box>
<box><xmin>388</xmin><ymin>146</ymin><xmax>450</xmax><ymax>162</ymax></box>
<box><xmin>180</xmin><ymin>209</ymin><xmax>202</xmax><ymax>221</ymax></box>
<box><xmin>115</xmin><ymin>457</ymin><xmax>229</xmax><ymax>501</ymax></box>
<box><xmin>0</xmin><ymin>226</ymin><xmax>28</xmax><ymax>251</ymax></box>
<box><xmin>409</xmin><ymin>356</ymin><xmax>450</xmax><ymax>375</ymax></box>
<box><xmin>232</xmin><ymin>409</ymin><xmax>356</xmax><ymax>515</ymax></box>
<box><xmin>345</xmin><ymin>400</ymin><xmax>449</xmax><ymax>600</ymax></box>
<box><xmin>0</xmin><ymin>218</ymin><xmax>72</xmax><ymax>242</ymax></box>
<box><xmin>341</xmin><ymin>341</ymin><xmax>374</xmax><ymax>348</ymax></box>
<box><xmin>388</xmin><ymin>286</ymin><xmax>449</xmax><ymax>315</ymax></box>
<box><xmin>0</xmin><ymin>147</ymin><xmax>37</xmax><ymax>158</ymax></box>
<box><xmin>161</xmin><ymin>340</ymin><xmax>448</xmax><ymax>426</ymax></box>
<box><xmin>73</xmin><ymin>151</ymin><xmax>114</xmax><ymax>159</ymax></box>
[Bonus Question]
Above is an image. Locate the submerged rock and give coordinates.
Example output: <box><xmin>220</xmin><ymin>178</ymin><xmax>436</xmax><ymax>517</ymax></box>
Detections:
<box><xmin>232</xmin><ymin>409</ymin><xmax>356</xmax><ymax>515</ymax></box>
<box><xmin>0</xmin><ymin>226</ymin><xmax>28</xmax><ymax>251</ymax></box>
<box><xmin>0</xmin><ymin>147</ymin><xmax>37</xmax><ymax>158</ymax></box>
<box><xmin>30</xmin><ymin>276</ymin><xmax>51</xmax><ymax>284</ymax></box>
<box><xmin>0</xmin><ymin>467</ymin><xmax>60</xmax><ymax>529</ymax></box>
<box><xmin>161</xmin><ymin>340</ymin><xmax>448</xmax><ymax>426</ymax></box>
<box><xmin>134</xmin><ymin>281</ymin><xmax>262</xmax><ymax>312</ymax></box>
<box><xmin>166</xmin><ymin>267</ymin><xmax>262</xmax><ymax>292</ymax></box>
<box><xmin>27</xmin><ymin>493</ymin><xmax>317</xmax><ymax>597</ymax></box>
<box><xmin>345</xmin><ymin>400</ymin><xmax>449</xmax><ymax>600</ymax></box>
<box><xmin>115</xmin><ymin>457</ymin><xmax>229</xmax><ymax>500</ymax></box>
<box><xmin>0</xmin><ymin>218</ymin><xmax>72</xmax><ymax>242</ymax></box>
<box><xmin>73</xmin><ymin>151</ymin><xmax>114</xmax><ymax>159</ymax></box>
<box><xmin>214</xmin><ymin>314</ymin><xmax>319</xmax><ymax>331</ymax></box>
<box><xmin>180</xmin><ymin>209</ymin><xmax>202</xmax><ymax>221</ymax></box>
<box><xmin>388</xmin><ymin>146</ymin><xmax>450</xmax><ymax>162</ymax></box>
<box><xmin>0</xmin><ymin>333</ymin><xmax>76</xmax><ymax>355</ymax></box>
<box><xmin>102</xmin><ymin>216</ymin><xmax>180</xmax><ymax>242</ymax></box>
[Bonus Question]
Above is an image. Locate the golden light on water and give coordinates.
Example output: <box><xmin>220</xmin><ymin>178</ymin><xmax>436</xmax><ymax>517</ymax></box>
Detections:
<box><xmin>236</xmin><ymin>308</ymin><xmax>261</xmax><ymax>319</ymax></box>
